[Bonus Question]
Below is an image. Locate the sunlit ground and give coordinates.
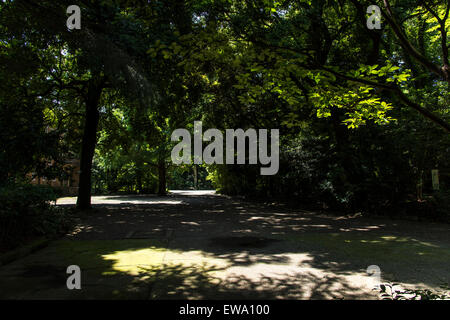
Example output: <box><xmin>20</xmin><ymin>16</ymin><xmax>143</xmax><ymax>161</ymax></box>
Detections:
<box><xmin>1</xmin><ymin>193</ymin><xmax>449</xmax><ymax>299</ymax></box>
<box><xmin>56</xmin><ymin>190</ymin><xmax>216</xmax><ymax>206</ymax></box>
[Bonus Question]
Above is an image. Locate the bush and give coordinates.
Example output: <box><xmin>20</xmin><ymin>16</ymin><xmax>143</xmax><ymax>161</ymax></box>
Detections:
<box><xmin>0</xmin><ymin>183</ymin><xmax>72</xmax><ymax>251</ymax></box>
<box><xmin>378</xmin><ymin>283</ymin><xmax>450</xmax><ymax>300</ymax></box>
<box><xmin>432</xmin><ymin>190</ymin><xmax>450</xmax><ymax>218</ymax></box>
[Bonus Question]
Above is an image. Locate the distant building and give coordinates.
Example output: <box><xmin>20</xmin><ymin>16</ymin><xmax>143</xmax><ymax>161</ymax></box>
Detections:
<box><xmin>29</xmin><ymin>159</ymin><xmax>80</xmax><ymax>195</ymax></box>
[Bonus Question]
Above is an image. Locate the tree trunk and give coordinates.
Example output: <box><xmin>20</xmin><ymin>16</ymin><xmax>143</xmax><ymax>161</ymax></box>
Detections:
<box><xmin>76</xmin><ymin>78</ymin><xmax>103</xmax><ymax>210</ymax></box>
<box><xmin>136</xmin><ymin>171</ymin><xmax>143</xmax><ymax>194</ymax></box>
<box><xmin>136</xmin><ymin>144</ymin><xmax>143</xmax><ymax>193</ymax></box>
<box><xmin>193</xmin><ymin>164</ymin><xmax>198</xmax><ymax>190</ymax></box>
<box><xmin>330</xmin><ymin>109</ymin><xmax>367</xmax><ymax>208</ymax></box>
<box><xmin>157</xmin><ymin>159</ymin><xmax>166</xmax><ymax>196</ymax></box>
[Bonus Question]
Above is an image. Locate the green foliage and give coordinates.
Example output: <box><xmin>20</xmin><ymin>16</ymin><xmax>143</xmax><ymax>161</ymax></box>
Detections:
<box><xmin>1</xmin><ymin>0</ymin><xmax>450</xmax><ymax>218</ymax></box>
<box><xmin>169</xmin><ymin>165</ymin><xmax>213</xmax><ymax>190</ymax></box>
<box><xmin>428</xmin><ymin>190</ymin><xmax>450</xmax><ymax>220</ymax></box>
<box><xmin>0</xmin><ymin>183</ymin><xmax>72</xmax><ymax>251</ymax></box>
<box><xmin>207</xmin><ymin>164</ymin><xmax>262</xmax><ymax>196</ymax></box>
<box><xmin>378</xmin><ymin>283</ymin><xmax>450</xmax><ymax>300</ymax></box>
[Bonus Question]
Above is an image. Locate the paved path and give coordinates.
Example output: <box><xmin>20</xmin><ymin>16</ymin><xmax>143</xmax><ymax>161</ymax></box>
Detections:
<box><xmin>1</xmin><ymin>191</ymin><xmax>449</xmax><ymax>299</ymax></box>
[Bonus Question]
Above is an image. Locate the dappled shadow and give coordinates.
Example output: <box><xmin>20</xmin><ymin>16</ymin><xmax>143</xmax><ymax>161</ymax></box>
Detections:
<box><xmin>60</xmin><ymin>193</ymin><xmax>450</xmax><ymax>289</ymax></box>
<box><xmin>0</xmin><ymin>239</ymin><xmax>375</xmax><ymax>299</ymax></box>
<box><xmin>139</xmin><ymin>263</ymin><xmax>372</xmax><ymax>300</ymax></box>
<box><xmin>4</xmin><ymin>192</ymin><xmax>447</xmax><ymax>299</ymax></box>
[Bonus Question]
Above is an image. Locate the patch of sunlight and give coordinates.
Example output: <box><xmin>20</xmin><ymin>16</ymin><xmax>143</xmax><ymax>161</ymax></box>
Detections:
<box><xmin>101</xmin><ymin>247</ymin><xmax>166</xmax><ymax>275</ymax></box>
<box><xmin>58</xmin><ymin>197</ymin><xmax>74</xmax><ymax>201</ymax></box>
<box><xmin>55</xmin><ymin>196</ymin><xmax>184</xmax><ymax>206</ymax></box>
<box><xmin>380</xmin><ymin>236</ymin><xmax>399</xmax><ymax>241</ymax></box>
<box><xmin>279</xmin><ymin>233</ymin><xmax>450</xmax><ymax>264</ymax></box>
<box><xmin>410</xmin><ymin>239</ymin><xmax>440</xmax><ymax>248</ymax></box>
<box><xmin>360</xmin><ymin>240</ymin><xmax>382</xmax><ymax>244</ymax></box>
<box><xmin>374</xmin><ymin>236</ymin><xmax>438</xmax><ymax>248</ymax></box>
<box><xmin>42</xmin><ymin>240</ymin><xmax>231</xmax><ymax>279</ymax></box>
<box><xmin>55</xmin><ymin>197</ymin><xmax>77</xmax><ymax>205</ymax></box>
<box><xmin>101</xmin><ymin>247</ymin><xmax>229</xmax><ymax>276</ymax></box>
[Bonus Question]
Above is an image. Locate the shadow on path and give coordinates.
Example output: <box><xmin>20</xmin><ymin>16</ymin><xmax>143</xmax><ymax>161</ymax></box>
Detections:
<box><xmin>1</xmin><ymin>191</ymin><xmax>449</xmax><ymax>299</ymax></box>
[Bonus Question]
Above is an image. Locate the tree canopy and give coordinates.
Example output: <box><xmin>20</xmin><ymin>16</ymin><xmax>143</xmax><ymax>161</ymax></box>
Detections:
<box><xmin>1</xmin><ymin>0</ymin><xmax>449</xmax><ymax>216</ymax></box>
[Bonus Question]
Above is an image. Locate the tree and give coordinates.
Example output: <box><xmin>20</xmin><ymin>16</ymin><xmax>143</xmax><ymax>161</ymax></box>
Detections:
<box><xmin>4</xmin><ymin>0</ymin><xmax>155</xmax><ymax>208</ymax></box>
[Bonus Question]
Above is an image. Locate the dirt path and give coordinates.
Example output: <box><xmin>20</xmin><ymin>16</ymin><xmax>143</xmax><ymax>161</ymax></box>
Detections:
<box><xmin>1</xmin><ymin>191</ymin><xmax>449</xmax><ymax>299</ymax></box>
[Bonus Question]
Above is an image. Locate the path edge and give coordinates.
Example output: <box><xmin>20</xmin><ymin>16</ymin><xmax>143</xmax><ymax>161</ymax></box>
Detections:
<box><xmin>0</xmin><ymin>237</ymin><xmax>51</xmax><ymax>267</ymax></box>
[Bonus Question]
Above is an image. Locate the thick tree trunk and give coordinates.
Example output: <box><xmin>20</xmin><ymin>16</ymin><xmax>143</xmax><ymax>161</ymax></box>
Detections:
<box><xmin>157</xmin><ymin>159</ymin><xmax>166</xmax><ymax>196</ymax></box>
<box><xmin>76</xmin><ymin>79</ymin><xmax>103</xmax><ymax>210</ymax></box>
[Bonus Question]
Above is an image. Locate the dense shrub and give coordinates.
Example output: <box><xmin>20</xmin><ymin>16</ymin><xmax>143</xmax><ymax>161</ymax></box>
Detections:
<box><xmin>378</xmin><ymin>283</ymin><xmax>450</xmax><ymax>300</ymax></box>
<box><xmin>429</xmin><ymin>191</ymin><xmax>450</xmax><ymax>221</ymax></box>
<box><xmin>0</xmin><ymin>183</ymin><xmax>72</xmax><ymax>251</ymax></box>
<box><xmin>168</xmin><ymin>165</ymin><xmax>213</xmax><ymax>190</ymax></box>
<box><xmin>207</xmin><ymin>124</ymin><xmax>450</xmax><ymax>218</ymax></box>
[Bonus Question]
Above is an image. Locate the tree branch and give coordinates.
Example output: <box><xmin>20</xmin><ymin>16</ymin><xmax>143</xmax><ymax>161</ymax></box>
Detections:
<box><xmin>321</xmin><ymin>65</ymin><xmax>450</xmax><ymax>133</ymax></box>
<box><xmin>381</xmin><ymin>0</ymin><xmax>446</xmax><ymax>80</ymax></box>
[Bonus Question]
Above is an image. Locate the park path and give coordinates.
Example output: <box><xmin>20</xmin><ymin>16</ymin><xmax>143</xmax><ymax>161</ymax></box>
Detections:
<box><xmin>0</xmin><ymin>190</ymin><xmax>449</xmax><ymax>299</ymax></box>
